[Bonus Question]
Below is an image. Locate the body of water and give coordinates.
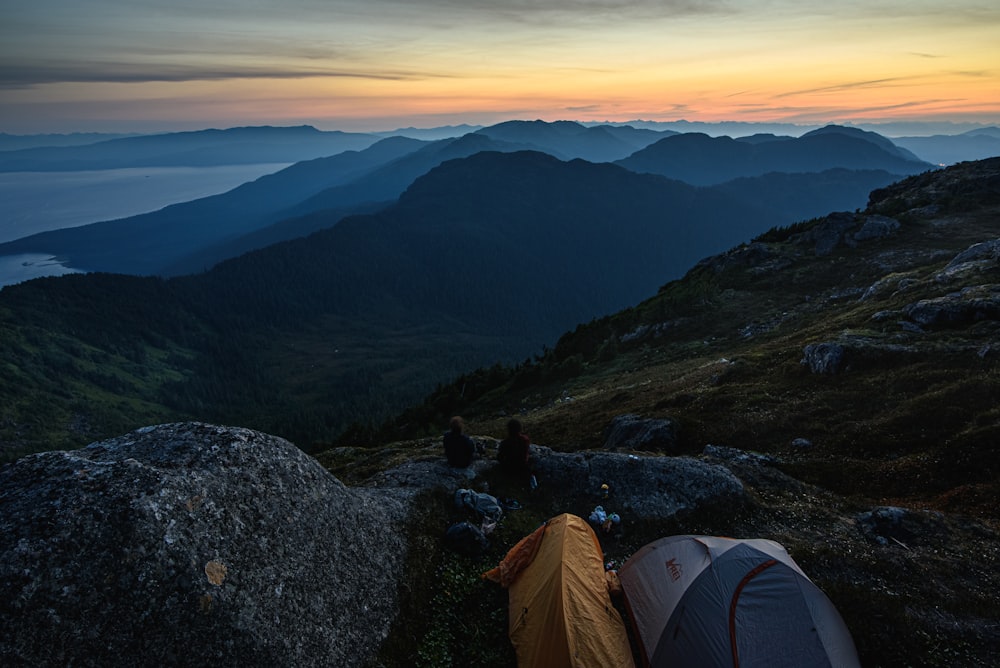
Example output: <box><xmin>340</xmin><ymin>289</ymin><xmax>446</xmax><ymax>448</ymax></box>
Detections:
<box><xmin>0</xmin><ymin>163</ymin><xmax>290</xmax><ymax>244</ymax></box>
<box><xmin>0</xmin><ymin>163</ymin><xmax>290</xmax><ymax>287</ymax></box>
<box><xmin>0</xmin><ymin>253</ymin><xmax>83</xmax><ymax>289</ymax></box>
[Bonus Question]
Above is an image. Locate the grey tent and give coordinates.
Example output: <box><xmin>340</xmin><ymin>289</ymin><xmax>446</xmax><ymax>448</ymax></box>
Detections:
<box><xmin>618</xmin><ymin>535</ymin><xmax>860</xmax><ymax>668</ymax></box>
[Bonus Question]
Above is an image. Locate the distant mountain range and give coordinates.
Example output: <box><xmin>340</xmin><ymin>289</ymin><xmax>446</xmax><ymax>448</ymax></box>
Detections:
<box><xmin>0</xmin><ymin>122</ymin><xmax>927</xmax><ymax>277</ymax></box>
<box><xmin>0</xmin><ymin>125</ymin><xmax>379</xmax><ymax>171</ymax></box>
<box><xmin>0</xmin><ymin>132</ymin><xmax>141</xmax><ymax>151</ymax></box>
<box><xmin>891</xmin><ymin>127</ymin><xmax>1000</xmax><ymax>166</ymax></box>
<box><xmin>0</xmin><ymin>144</ymin><xmax>918</xmax><ymax>453</ymax></box>
<box><xmin>616</xmin><ymin>125</ymin><xmax>931</xmax><ymax>185</ymax></box>
<box><xmin>475</xmin><ymin>120</ymin><xmax>672</xmax><ymax>162</ymax></box>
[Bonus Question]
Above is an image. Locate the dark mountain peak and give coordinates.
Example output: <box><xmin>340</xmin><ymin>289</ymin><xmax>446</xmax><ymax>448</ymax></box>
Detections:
<box><xmin>963</xmin><ymin>126</ymin><xmax>1000</xmax><ymax>138</ymax></box>
<box><xmin>477</xmin><ymin>119</ymin><xmax>586</xmax><ymax>142</ymax></box>
<box><xmin>618</xmin><ymin>128</ymin><xmax>931</xmax><ymax>185</ymax></box>
<box><xmin>475</xmin><ymin>120</ymin><xmax>639</xmax><ymax>162</ymax></box>
<box><xmin>736</xmin><ymin>133</ymin><xmax>794</xmax><ymax>144</ymax></box>
<box><xmin>437</xmin><ymin>132</ymin><xmax>516</xmax><ymax>154</ymax></box>
<box><xmin>801</xmin><ymin>124</ymin><xmax>924</xmax><ymax>162</ymax></box>
<box><xmin>799</xmin><ymin>125</ymin><xmax>929</xmax><ymax>166</ymax></box>
<box><xmin>801</xmin><ymin>123</ymin><xmax>867</xmax><ymax>137</ymax></box>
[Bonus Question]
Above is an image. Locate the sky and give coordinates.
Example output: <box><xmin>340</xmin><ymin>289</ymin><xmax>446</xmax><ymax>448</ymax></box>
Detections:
<box><xmin>1</xmin><ymin>0</ymin><xmax>999</xmax><ymax>134</ymax></box>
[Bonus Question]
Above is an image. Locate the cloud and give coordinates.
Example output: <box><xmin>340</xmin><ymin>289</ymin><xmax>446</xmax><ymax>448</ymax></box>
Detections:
<box><xmin>0</xmin><ymin>62</ymin><xmax>450</xmax><ymax>89</ymax></box>
<box><xmin>775</xmin><ymin>77</ymin><xmax>926</xmax><ymax>98</ymax></box>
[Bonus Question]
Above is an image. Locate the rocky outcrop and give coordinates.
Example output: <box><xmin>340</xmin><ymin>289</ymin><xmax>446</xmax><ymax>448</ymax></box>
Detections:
<box><xmin>853</xmin><ymin>214</ymin><xmax>900</xmax><ymax>241</ymax></box>
<box><xmin>790</xmin><ymin>211</ymin><xmax>856</xmax><ymax>256</ymax></box>
<box><xmin>856</xmin><ymin>506</ymin><xmax>947</xmax><ymax>548</ymax></box>
<box><xmin>936</xmin><ymin>239</ymin><xmax>1000</xmax><ymax>281</ymax></box>
<box><xmin>903</xmin><ymin>284</ymin><xmax>1000</xmax><ymax>327</ymax></box>
<box><xmin>531</xmin><ymin>447</ymin><xmax>744</xmax><ymax>521</ymax></box>
<box><xmin>0</xmin><ymin>422</ymin><xmax>411</xmax><ymax>668</ymax></box>
<box><xmin>801</xmin><ymin>342</ymin><xmax>848</xmax><ymax>374</ymax></box>
<box><xmin>602</xmin><ymin>414</ymin><xmax>679</xmax><ymax>452</ymax></box>
<box><xmin>801</xmin><ymin>337</ymin><xmax>916</xmax><ymax>374</ymax></box>
<box><xmin>789</xmin><ymin>212</ymin><xmax>902</xmax><ymax>256</ymax></box>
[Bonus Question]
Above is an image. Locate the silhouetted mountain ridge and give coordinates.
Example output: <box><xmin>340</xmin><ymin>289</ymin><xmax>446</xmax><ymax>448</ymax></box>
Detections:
<box><xmin>616</xmin><ymin>125</ymin><xmax>931</xmax><ymax>185</ymax></box>
<box><xmin>0</xmin><ymin>136</ymin><xmax>429</xmax><ymax>275</ymax></box>
<box><xmin>0</xmin><ymin>125</ymin><xmax>379</xmax><ymax>171</ymax></box>
<box><xmin>0</xmin><ymin>149</ymin><xmax>901</xmax><ymax>453</ymax></box>
<box><xmin>474</xmin><ymin>120</ymin><xmax>671</xmax><ymax>162</ymax></box>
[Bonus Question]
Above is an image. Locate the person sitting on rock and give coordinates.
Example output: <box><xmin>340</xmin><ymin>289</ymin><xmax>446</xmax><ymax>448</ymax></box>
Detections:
<box><xmin>497</xmin><ymin>418</ymin><xmax>531</xmax><ymax>476</ymax></box>
<box><xmin>443</xmin><ymin>416</ymin><xmax>476</xmax><ymax>468</ymax></box>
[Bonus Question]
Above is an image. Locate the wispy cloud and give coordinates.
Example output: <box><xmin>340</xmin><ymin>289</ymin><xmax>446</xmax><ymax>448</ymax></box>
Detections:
<box><xmin>775</xmin><ymin>76</ymin><xmax>926</xmax><ymax>98</ymax></box>
<box><xmin>0</xmin><ymin>62</ymin><xmax>454</xmax><ymax>89</ymax></box>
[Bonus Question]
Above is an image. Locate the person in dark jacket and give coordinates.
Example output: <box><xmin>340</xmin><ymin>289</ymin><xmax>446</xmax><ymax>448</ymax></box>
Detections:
<box><xmin>443</xmin><ymin>416</ymin><xmax>476</xmax><ymax>468</ymax></box>
<box><xmin>497</xmin><ymin>418</ymin><xmax>531</xmax><ymax>475</ymax></box>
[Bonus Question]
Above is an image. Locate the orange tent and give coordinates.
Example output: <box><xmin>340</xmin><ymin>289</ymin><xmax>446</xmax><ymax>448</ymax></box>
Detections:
<box><xmin>484</xmin><ymin>513</ymin><xmax>635</xmax><ymax>668</ymax></box>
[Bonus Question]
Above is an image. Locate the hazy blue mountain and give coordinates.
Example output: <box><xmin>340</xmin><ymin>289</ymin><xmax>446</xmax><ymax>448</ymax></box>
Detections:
<box><xmin>0</xmin><ymin>125</ymin><xmax>379</xmax><ymax>171</ymax></box>
<box><xmin>0</xmin><ymin>150</ymin><xmax>896</xmax><ymax>451</ymax></box>
<box><xmin>801</xmin><ymin>124</ymin><xmax>926</xmax><ymax>162</ymax></box>
<box><xmin>173</xmin><ymin>136</ymin><xmax>889</xmax><ymax>277</ymax></box>
<box><xmin>598</xmin><ymin>119</ymin><xmax>822</xmax><ymax>136</ymax></box>
<box><xmin>712</xmin><ymin>168</ymin><xmax>900</xmax><ymax>221</ymax></box>
<box><xmin>274</xmin><ymin>132</ymin><xmax>539</xmax><ymax>219</ymax></box>
<box><xmin>891</xmin><ymin>127</ymin><xmax>1000</xmax><ymax>165</ymax></box>
<box><xmin>185</xmin><ymin>150</ymin><xmax>896</xmax><ymax>343</ymax></box>
<box><xmin>159</xmin><ymin>201</ymin><xmax>389</xmax><ymax>276</ymax></box>
<box><xmin>734</xmin><ymin>133</ymin><xmax>796</xmax><ymax>144</ymax></box>
<box><xmin>0</xmin><ymin>136</ymin><xmax>427</xmax><ymax>275</ymax></box>
<box><xmin>616</xmin><ymin>126</ymin><xmax>932</xmax><ymax>185</ymax></box>
<box><xmin>370</xmin><ymin>124</ymin><xmax>483</xmax><ymax>140</ymax></box>
<box><xmin>474</xmin><ymin>119</ymin><xmax>671</xmax><ymax>162</ymax></box>
<box><xmin>0</xmin><ymin>132</ymin><xmax>139</xmax><ymax>151</ymax></box>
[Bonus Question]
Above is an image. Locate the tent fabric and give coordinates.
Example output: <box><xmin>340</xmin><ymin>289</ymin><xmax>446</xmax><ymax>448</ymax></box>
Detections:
<box><xmin>482</xmin><ymin>520</ymin><xmax>547</xmax><ymax>588</ymax></box>
<box><xmin>484</xmin><ymin>513</ymin><xmax>636</xmax><ymax>668</ymax></box>
<box><xmin>619</xmin><ymin>535</ymin><xmax>860</xmax><ymax>668</ymax></box>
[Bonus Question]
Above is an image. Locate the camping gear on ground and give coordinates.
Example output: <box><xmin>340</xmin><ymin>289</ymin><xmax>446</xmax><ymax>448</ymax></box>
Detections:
<box><xmin>499</xmin><ymin>497</ymin><xmax>522</xmax><ymax>511</ymax></box>
<box><xmin>589</xmin><ymin>505</ymin><xmax>622</xmax><ymax>535</ymax></box>
<box><xmin>483</xmin><ymin>513</ymin><xmax>635</xmax><ymax>668</ymax></box>
<box><xmin>454</xmin><ymin>488</ymin><xmax>503</xmax><ymax>523</ymax></box>
<box><xmin>443</xmin><ymin>521</ymin><xmax>489</xmax><ymax>556</ymax></box>
<box><xmin>618</xmin><ymin>535</ymin><xmax>861</xmax><ymax>668</ymax></box>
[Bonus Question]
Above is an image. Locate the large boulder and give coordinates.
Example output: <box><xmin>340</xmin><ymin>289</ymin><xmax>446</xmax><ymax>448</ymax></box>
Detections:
<box><xmin>903</xmin><ymin>284</ymin><xmax>1000</xmax><ymax>327</ymax></box>
<box><xmin>531</xmin><ymin>447</ymin><xmax>744</xmax><ymax>521</ymax></box>
<box><xmin>936</xmin><ymin>239</ymin><xmax>1000</xmax><ymax>281</ymax></box>
<box><xmin>0</xmin><ymin>422</ymin><xmax>412</xmax><ymax>668</ymax></box>
<box><xmin>790</xmin><ymin>211</ymin><xmax>857</xmax><ymax>256</ymax></box>
<box><xmin>801</xmin><ymin>337</ymin><xmax>916</xmax><ymax>374</ymax></box>
<box><xmin>602</xmin><ymin>414</ymin><xmax>679</xmax><ymax>452</ymax></box>
<box><xmin>853</xmin><ymin>214</ymin><xmax>900</xmax><ymax>241</ymax></box>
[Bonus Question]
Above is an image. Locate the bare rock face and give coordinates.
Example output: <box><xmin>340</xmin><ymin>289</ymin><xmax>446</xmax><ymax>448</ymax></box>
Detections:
<box><xmin>904</xmin><ymin>284</ymin><xmax>1000</xmax><ymax>327</ymax></box>
<box><xmin>530</xmin><ymin>447</ymin><xmax>744</xmax><ymax>521</ymax></box>
<box><xmin>602</xmin><ymin>414</ymin><xmax>679</xmax><ymax>452</ymax></box>
<box><xmin>0</xmin><ymin>422</ymin><xmax>411</xmax><ymax>668</ymax></box>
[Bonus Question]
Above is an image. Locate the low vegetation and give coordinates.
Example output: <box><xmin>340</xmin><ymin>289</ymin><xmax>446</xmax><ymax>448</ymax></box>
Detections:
<box><xmin>324</xmin><ymin>158</ymin><xmax>1000</xmax><ymax>667</ymax></box>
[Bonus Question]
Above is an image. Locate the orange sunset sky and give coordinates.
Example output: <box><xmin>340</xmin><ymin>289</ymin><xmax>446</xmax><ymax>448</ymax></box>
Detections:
<box><xmin>1</xmin><ymin>0</ymin><xmax>998</xmax><ymax>134</ymax></box>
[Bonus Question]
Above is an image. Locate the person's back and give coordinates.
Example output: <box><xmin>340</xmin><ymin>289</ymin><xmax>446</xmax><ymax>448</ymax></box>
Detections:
<box><xmin>497</xmin><ymin>418</ymin><xmax>531</xmax><ymax>474</ymax></box>
<box><xmin>443</xmin><ymin>416</ymin><xmax>475</xmax><ymax>468</ymax></box>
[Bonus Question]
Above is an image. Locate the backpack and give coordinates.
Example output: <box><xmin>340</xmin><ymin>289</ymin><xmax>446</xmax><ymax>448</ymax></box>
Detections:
<box><xmin>444</xmin><ymin>521</ymin><xmax>489</xmax><ymax>556</ymax></box>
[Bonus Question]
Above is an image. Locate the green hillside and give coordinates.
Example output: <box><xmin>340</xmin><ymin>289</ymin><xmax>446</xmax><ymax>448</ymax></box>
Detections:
<box><xmin>383</xmin><ymin>158</ymin><xmax>1000</xmax><ymax>515</ymax></box>
<box><xmin>2</xmin><ymin>150</ymin><xmax>898</xmax><ymax>459</ymax></box>
<box><xmin>323</xmin><ymin>157</ymin><xmax>1000</xmax><ymax>667</ymax></box>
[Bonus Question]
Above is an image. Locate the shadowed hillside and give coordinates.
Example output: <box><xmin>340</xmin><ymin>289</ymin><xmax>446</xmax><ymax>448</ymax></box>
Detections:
<box><xmin>328</xmin><ymin>157</ymin><xmax>1000</xmax><ymax>667</ymax></box>
<box><xmin>3</xmin><ymin>150</ymin><xmax>893</xmax><ymax>457</ymax></box>
<box><xmin>3</xmin><ymin>153</ymin><xmax>998</xmax><ymax>666</ymax></box>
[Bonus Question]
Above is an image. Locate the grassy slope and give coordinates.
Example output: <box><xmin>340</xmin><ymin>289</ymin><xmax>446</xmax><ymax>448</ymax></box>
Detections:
<box><xmin>323</xmin><ymin>158</ymin><xmax>1000</xmax><ymax>667</ymax></box>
